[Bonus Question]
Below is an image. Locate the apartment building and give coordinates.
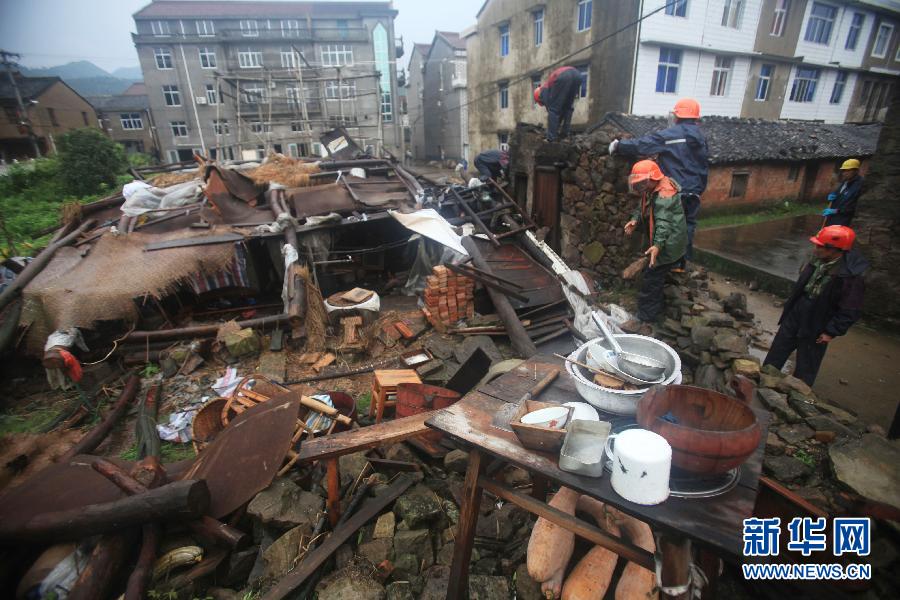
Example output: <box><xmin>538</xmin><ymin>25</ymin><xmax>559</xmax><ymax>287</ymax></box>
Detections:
<box><xmin>466</xmin><ymin>0</ymin><xmax>898</xmax><ymax>151</ymax></box>
<box><xmin>132</xmin><ymin>0</ymin><xmax>403</xmax><ymax>163</ymax></box>
<box><xmin>406</xmin><ymin>42</ymin><xmax>430</xmax><ymax>159</ymax></box>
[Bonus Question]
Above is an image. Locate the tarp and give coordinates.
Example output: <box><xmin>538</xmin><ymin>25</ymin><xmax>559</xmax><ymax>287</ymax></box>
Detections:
<box><xmin>389</xmin><ymin>209</ymin><xmax>468</xmax><ymax>256</ymax></box>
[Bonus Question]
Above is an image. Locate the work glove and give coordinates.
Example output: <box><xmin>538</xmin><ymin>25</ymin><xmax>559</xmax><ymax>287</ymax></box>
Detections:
<box><xmin>608</xmin><ymin>139</ymin><xmax>619</xmax><ymax>155</ymax></box>
<box><xmin>827</xmin><ymin>192</ymin><xmax>837</xmax><ymax>202</ymax></box>
<box><xmin>822</xmin><ymin>208</ymin><xmax>837</xmax><ymax>216</ymax></box>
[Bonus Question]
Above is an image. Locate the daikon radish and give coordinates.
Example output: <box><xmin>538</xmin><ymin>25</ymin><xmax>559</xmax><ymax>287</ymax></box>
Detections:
<box><xmin>541</xmin><ymin>565</ymin><xmax>565</xmax><ymax>599</ymax></box>
<box><xmin>527</xmin><ymin>487</ymin><xmax>580</xmax><ymax>582</ymax></box>
<box><xmin>561</xmin><ymin>517</ymin><xmax>621</xmax><ymax>600</ymax></box>
<box><xmin>611</xmin><ymin>508</ymin><xmax>658</xmax><ymax>600</ymax></box>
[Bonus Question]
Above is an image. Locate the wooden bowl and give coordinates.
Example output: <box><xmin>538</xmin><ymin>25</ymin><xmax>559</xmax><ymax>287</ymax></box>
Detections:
<box><xmin>637</xmin><ymin>385</ymin><xmax>761</xmax><ymax>475</ymax></box>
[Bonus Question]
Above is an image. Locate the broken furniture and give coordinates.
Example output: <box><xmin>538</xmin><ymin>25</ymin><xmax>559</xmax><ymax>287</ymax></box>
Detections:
<box><xmin>425</xmin><ymin>355</ymin><xmax>770</xmax><ymax>600</ymax></box>
<box><xmin>369</xmin><ymin>369</ymin><xmax>422</xmax><ymax>423</ymax></box>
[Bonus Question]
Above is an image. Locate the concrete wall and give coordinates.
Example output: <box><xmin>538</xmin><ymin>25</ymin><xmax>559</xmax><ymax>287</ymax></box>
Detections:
<box><xmin>861</xmin><ymin>12</ymin><xmax>900</xmax><ymax>71</ymax></box>
<box><xmin>740</xmin><ymin>58</ymin><xmax>792</xmax><ymax>119</ymax></box>
<box><xmin>97</xmin><ymin>106</ymin><xmax>159</xmax><ymax>158</ymax></box>
<box><xmin>779</xmin><ymin>64</ymin><xmax>857</xmax><ymax>122</ymax></box>
<box><xmin>423</xmin><ymin>37</ymin><xmax>467</xmax><ymax>161</ymax></box>
<box><xmin>753</xmin><ymin>0</ymin><xmax>806</xmax><ymax>57</ymax></box>
<box><xmin>406</xmin><ymin>46</ymin><xmax>427</xmax><ymax>159</ymax></box>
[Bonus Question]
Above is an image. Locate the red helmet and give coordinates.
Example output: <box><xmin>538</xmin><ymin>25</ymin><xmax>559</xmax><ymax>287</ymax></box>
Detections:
<box><xmin>810</xmin><ymin>225</ymin><xmax>855</xmax><ymax>251</ymax></box>
<box><xmin>672</xmin><ymin>98</ymin><xmax>701</xmax><ymax>119</ymax></box>
<box><xmin>533</xmin><ymin>87</ymin><xmax>543</xmax><ymax>106</ymax></box>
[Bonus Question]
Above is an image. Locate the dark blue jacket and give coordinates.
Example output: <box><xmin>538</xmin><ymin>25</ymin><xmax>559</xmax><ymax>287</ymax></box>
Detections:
<box><xmin>616</xmin><ymin>122</ymin><xmax>709</xmax><ymax>196</ymax></box>
<box><xmin>825</xmin><ymin>175</ymin><xmax>863</xmax><ymax>227</ymax></box>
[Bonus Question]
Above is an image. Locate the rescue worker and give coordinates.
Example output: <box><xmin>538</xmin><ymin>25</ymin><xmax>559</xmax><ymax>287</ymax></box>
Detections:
<box><xmin>823</xmin><ymin>159</ymin><xmax>863</xmax><ymax>227</ymax></box>
<box><xmin>609</xmin><ymin>98</ymin><xmax>708</xmax><ymax>271</ymax></box>
<box><xmin>534</xmin><ymin>66</ymin><xmax>583</xmax><ymax>142</ymax></box>
<box><xmin>473</xmin><ymin>149</ymin><xmax>508</xmax><ymax>181</ymax></box>
<box><xmin>621</xmin><ymin>160</ymin><xmax>688</xmax><ymax>333</ymax></box>
<box><xmin>763</xmin><ymin>225</ymin><xmax>867</xmax><ymax>387</ymax></box>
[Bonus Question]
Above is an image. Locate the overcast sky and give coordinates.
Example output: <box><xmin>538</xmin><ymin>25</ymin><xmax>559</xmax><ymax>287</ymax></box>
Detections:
<box><xmin>0</xmin><ymin>0</ymin><xmax>483</xmax><ymax>73</ymax></box>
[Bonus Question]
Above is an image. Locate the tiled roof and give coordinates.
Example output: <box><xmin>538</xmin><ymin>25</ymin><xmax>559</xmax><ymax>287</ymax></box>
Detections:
<box><xmin>122</xmin><ymin>82</ymin><xmax>147</xmax><ymax>96</ymax></box>
<box><xmin>597</xmin><ymin>113</ymin><xmax>881</xmax><ymax>163</ymax></box>
<box><xmin>412</xmin><ymin>43</ymin><xmax>432</xmax><ymax>57</ymax></box>
<box><xmin>0</xmin><ymin>75</ymin><xmax>58</xmax><ymax>103</ymax></box>
<box><xmin>88</xmin><ymin>94</ymin><xmax>150</xmax><ymax>111</ymax></box>
<box><xmin>436</xmin><ymin>31</ymin><xmax>465</xmax><ymax>50</ymax></box>
<box><xmin>134</xmin><ymin>1</ymin><xmax>395</xmax><ymax>19</ymax></box>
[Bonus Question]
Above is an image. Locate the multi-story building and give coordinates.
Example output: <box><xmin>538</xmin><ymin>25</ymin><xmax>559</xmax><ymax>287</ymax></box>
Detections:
<box><xmin>406</xmin><ymin>42</ymin><xmax>431</xmax><ymax>160</ymax></box>
<box><xmin>90</xmin><ymin>83</ymin><xmax>162</xmax><ymax>158</ymax></box>
<box><xmin>422</xmin><ymin>31</ymin><xmax>470</xmax><ymax>163</ymax></box>
<box><xmin>466</xmin><ymin>0</ymin><xmax>898</xmax><ymax>152</ymax></box>
<box><xmin>132</xmin><ymin>0</ymin><xmax>403</xmax><ymax>163</ymax></box>
<box><xmin>0</xmin><ymin>75</ymin><xmax>99</xmax><ymax>161</ymax></box>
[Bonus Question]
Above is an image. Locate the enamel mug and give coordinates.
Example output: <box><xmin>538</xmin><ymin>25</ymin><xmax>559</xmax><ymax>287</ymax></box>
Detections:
<box><xmin>605</xmin><ymin>428</ymin><xmax>672</xmax><ymax>505</ymax></box>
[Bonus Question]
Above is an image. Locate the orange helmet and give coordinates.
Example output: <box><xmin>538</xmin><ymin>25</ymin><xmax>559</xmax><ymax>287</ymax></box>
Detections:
<box><xmin>810</xmin><ymin>225</ymin><xmax>855</xmax><ymax>251</ymax></box>
<box><xmin>628</xmin><ymin>160</ymin><xmax>664</xmax><ymax>192</ymax></box>
<box><xmin>534</xmin><ymin>86</ymin><xmax>543</xmax><ymax>106</ymax></box>
<box><xmin>672</xmin><ymin>98</ymin><xmax>701</xmax><ymax>119</ymax></box>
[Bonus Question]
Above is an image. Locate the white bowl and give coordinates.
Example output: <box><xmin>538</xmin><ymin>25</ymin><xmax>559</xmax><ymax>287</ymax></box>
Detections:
<box><xmin>563</xmin><ymin>402</ymin><xmax>599</xmax><ymax>422</ymax></box>
<box><xmin>521</xmin><ymin>406</ymin><xmax>569</xmax><ymax>429</ymax></box>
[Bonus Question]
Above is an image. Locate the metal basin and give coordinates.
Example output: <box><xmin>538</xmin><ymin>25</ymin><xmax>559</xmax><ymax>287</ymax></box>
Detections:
<box><xmin>566</xmin><ymin>336</ymin><xmax>682</xmax><ymax>415</ymax></box>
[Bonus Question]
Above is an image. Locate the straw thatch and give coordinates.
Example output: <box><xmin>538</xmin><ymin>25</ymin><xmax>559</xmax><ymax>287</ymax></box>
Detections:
<box><xmin>245</xmin><ymin>154</ymin><xmax>320</xmax><ymax>188</ymax></box>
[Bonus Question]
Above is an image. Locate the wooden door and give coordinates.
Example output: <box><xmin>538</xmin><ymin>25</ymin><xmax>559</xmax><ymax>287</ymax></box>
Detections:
<box><xmin>533</xmin><ymin>166</ymin><xmax>561</xmax><ymax>251</ymax></box>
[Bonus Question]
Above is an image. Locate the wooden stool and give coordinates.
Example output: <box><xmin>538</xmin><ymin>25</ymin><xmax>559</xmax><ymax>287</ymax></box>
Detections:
<box><xmin>371</xmin><ymin>369</ymin><xmax>421</xmax><ymax>423</ymax></box>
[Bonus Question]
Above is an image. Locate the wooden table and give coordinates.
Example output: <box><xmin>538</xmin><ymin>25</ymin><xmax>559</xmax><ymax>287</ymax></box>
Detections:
<box><xmin>426</xmin><ymin>355</ymin><xmax>769</xmax><ymax>600</ymax></box>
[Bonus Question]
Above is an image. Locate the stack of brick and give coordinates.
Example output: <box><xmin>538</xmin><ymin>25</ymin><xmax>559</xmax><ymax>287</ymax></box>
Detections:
<box><xmin>421</xmin><ymin>265</ymin><xmax>475</xmax><ymax>332</ymax></box>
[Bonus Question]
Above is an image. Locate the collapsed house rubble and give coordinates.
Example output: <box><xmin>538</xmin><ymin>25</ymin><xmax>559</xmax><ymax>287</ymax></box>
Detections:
<box><xmin>0</xmin><ymin>128</ymin><xmax>897</xmax><ymax>600</ymax></box>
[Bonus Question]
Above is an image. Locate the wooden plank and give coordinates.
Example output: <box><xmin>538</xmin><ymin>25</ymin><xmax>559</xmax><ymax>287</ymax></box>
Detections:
<box><xmin>260</xmin><ymin>475</ymin><xmax>415</xmax><ymax>600</ymax></box>
<box><xmin>326</xmin><ymin>458</ymin><xmax>341</xmax><ymax>527</ymax></box>
<box><xmin>293</xmin><ymin>411</ymin><xmax>435</xmax><ymax>465</ymax></box>
<box><xmin>478</xmin><ymin>475</ymin><xmax>654</xmax><ymax>570</ymax></box>
<box><xmin>447</xmin><ymin>448</ymin><xmax>485</xmax><ymax>600</ymax></box>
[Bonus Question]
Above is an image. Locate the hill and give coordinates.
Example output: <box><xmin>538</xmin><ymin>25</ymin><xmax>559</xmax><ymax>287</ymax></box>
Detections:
<box><xmin>20</xmin><ymin>60</ymin><xmax>141</xmax><ymax>98</ymax></box>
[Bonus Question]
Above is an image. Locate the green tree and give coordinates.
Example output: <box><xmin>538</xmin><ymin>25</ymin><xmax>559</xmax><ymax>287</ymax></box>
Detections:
<box><xmin>56</xmin><ymin>128</ymin><xmax>126</xmax><ymax>196</ymax></box>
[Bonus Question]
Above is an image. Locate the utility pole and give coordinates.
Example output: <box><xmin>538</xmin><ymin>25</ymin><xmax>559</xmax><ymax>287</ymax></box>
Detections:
<box><xmin>0</xmin><ymin>49</ymin><xmax>41</xmax><ymax>157</ymax></box>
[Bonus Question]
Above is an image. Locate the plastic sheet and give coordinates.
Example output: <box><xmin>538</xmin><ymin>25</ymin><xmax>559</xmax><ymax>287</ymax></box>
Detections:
<box><xmin>120</xmin><ymin>180</ymin><xmax>203</xmax><ymax>217</ymax></box>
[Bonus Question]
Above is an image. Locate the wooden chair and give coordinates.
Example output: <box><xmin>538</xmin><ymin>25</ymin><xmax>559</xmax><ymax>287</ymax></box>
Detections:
<box><xmin>370</xmin><ymin>369</ymin><xmax>421</xmax><ymax>423</ymax></box>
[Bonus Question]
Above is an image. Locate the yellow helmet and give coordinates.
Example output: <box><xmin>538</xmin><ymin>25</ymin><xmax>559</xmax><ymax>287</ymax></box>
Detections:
<box><xmin>840</xmin><ymin>158</ymin><xmax>860</xmax><ymax>170</ymax></box>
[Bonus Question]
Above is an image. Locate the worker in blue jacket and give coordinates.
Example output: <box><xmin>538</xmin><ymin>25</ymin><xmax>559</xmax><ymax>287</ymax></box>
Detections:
<box><xmin>609</xmin><ymin>98</ymin><xmax>708</xmax><ymax>271</ymax></box>
<box><xmin>823</xmin><ymin>159</ymin><xmax>863</xmax><ymax>227</ymax></box>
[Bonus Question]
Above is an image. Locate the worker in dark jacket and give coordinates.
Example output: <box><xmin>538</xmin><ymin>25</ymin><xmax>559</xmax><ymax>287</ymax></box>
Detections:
<box><xmin>610</xmin><ymin>98</ymin><xmax>708</xmax><ymax>270</ymax></box>
<box><xmin>535</xmin><ymin>66</ymin><xmax>583</xmax><ymax>142</ymax></box>
<box><xmin>764</xmin><ymin>225</ymin><xmax>867</xmax><ymax>386</ymax></box>
<box><xmin>473</xmin><ymin>149</ymin><xmax>508</xmax><ymax>181</ymax></box>
<box><xmin>823</xmin><ymin>159</ymin><xmax>863</xmax><ymax>227</ymax></box>
<box><xmin>621</xmin><ymin>160</ymin><xmax>688</xmax><ymax>333</ymax></box>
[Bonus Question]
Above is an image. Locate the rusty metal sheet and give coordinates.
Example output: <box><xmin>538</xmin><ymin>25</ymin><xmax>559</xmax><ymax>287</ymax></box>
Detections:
<box><xmin>205</xmin><ymin>165</ymin><xmax>263</xmax><ymax>205</ymax></box>
<box><xmin>180</xmin><ymin>393</ymin><xmax>299</xmax><ymax>519</ymax></box>
<box><xmin>289</xmin><ymin>183</ymin><xmax>358</xmax><ymax>218</ymax></box>
<box><xmin>476</xmin><ymin>239</ymin><xmax>564</xmax><ymax>309</ymax></box>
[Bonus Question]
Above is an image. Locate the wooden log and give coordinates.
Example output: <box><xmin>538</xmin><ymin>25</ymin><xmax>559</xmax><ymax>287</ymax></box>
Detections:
<box><xmin>326</xmin><ymin>458</ymin><xmax>341</xmax><ymax>527</ymax></box>
<box><xmin>461</xmin><ymin>237</ymin><xmax>537</xmax><ymax>358</ymax></box>
<box><xmin>658</xmin><ymin>534</ymin><xmax>692</xmax><ymax>600</ymax></box>
<box><xmin>260</xmin><ymin>475</ymin><xmax>415</xmax><ymax>600</ymax></box>
<box><xmin>125</xmin><ymin>456</ymin><xmax>164</xmax><ymax>600</ymax></box>
<box><xmin>0</xmin><ymin>219</ymin><xmax>96</xmax><ymax>313</ymax></box>
<box><xmin>0</xmin><ymin>479</ymin><xmax>210</xmax><ymax>544</ymax></box>
<box><xmin>126</xmin><ymin>525</ymin><xmax>157</xmax><ymax>600</ymax></box>
<box><xmin>122</xmin><ymin>313</ymin><xmax>290</xmax><ymax>343</ymax></box>
<box><xmin>58</xmin><ymin>373</ymin><xmax>140</xmax><ymax>463</ymax></box>
<box><xmin>67</xmin><ymin>530</ymin><xmax>136</xmax><ymax>600</ymax></box>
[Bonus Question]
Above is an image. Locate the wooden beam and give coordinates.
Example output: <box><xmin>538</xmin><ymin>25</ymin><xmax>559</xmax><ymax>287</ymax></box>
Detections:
<box><xmin>58</xmin><ymin>374</ymin><xmax>140</xmax><ymax>463</ymax></box>
<box><xmin>447</xmin><ymin>448</ymin><xmax>485</xmax><ymax>600</ymax></box>
<box><xmin>123</xmin><ymin>314</ymin><xmax>289</xmax><ymax>343</ymax></box>
<box><xmin>450</xmin><ymin>188</ymin><xmax>500</xmax><ymax>247</ymax></box>
<box><xmin>260</xmin><ymin>475</ymin><xmax>415</xmax><ymax>600</ymax></box>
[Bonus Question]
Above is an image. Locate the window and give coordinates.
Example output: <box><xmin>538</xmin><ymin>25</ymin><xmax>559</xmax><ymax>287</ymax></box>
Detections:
<box><xmin>755</xmin><ymin>63</ymin><xmax>774</xmax><ymax>101</ymax></box>
<box><xmin>721</xmin><ymin>0</ymin><xmax>743</xmax><ymax>28</ymax></box>
<box><xmin>830</xmin><ymin>71</ymin><xmax>848</xmax><ymax>104</ymax></box>
<box><xmin>710</xmin><ymin>56</ymin><xmax>733</xmax><ymax>96</ymax></box>
<box><xmin>656</xmin><ymin>47</ymin><xmax>681</xmax><ymax>93</ymax></box>
<box><xmin>281</xmin><ymin>19</ymin><xmax>300</xmax><ymax>37</ymax></box>
<box><xmin>281</xmin><ymin>48</ymin><xmax>298</xmax><ymax>68</ymax></box>
<box><xmin>242</xmin><ymin>85</ymin><xmax>268</xmax><ymax>104</ymax></box>
<box><xmin>163</xmin><ymin>84</ymin><xmax>181</xmax><ymax>106</ymax></box>
<box><xmin>47</xmin><ymin>108</ymin><xmax>58</xmax><ymax>126</ymax></box>
<box><xmin>198</xmin><ymin>47</ymin><xmax>216</xmax><ymax>69</ymax></box>
<box><xmin>533</xmin><ymin>10</ymin><xmax>544</xmax><ymax>47</ymax></box>
<box><xmin>577</xmin><ymin>64</ymin><xmax>589</xmax><ymax>98</ymax></box>
<box><xmin>499</xmin><ymin>82</ymin><xmax>509</xmax><ymax>109</ymax></box>
<box><xmin>729</xmin><ymin>172</ymin><xmax>749</xmax><ymax>198</ymax></box>
<box><xmin>196</xmin><ymin>20</ymin><xmax>214</xmax><ymax>37</ymax></box>
<box><xmin>240</xmin><ymin>20</ymin><xmax>258</xmax><ymax>37</ymax></box>
<box><xmin>872</xmin><ymin>23</ymin><xmax>894</xmax><ymax>58</ymax></box>
<box><xmin>213</xmin><ymin>119</ymin><xmax>229</xmax><ymax>135</ymax></box>
<box><xmin>577</xmin><ymin>0</ymin><xmax>592</xmax><ymax>32</ymax></box>
<box><xmin>666</xmin><ymin>0</ymin><xmax>687</xmax><ymax>17</ymax></box>
<box><xmin>205</xmin><ymin>83</ymin><xmax>218</xmax><ymax>105</ymax></box>
<box><xmin>286</xmin><ymin>87</ymin><xmax>303</xmax><ymax>107</ymax></box>
<box><xmin>372</xmin><ymin>23</ymin><xmax>393</xmax><ymax>123</ymax></box>
<box><xmin>805</xmin><ymin>3</ymin><xmax>837</xmax><ymax>45</ymax></box>
<box><xmin>238</xmin><ymin>49</ymin><xmax>263</xmax><ymax>68</ymax></box>
<box><xmin>154</xmin><ymin>48</ymin><xmax>173</xmax><ymax>69</ymax></box>
<box><xmin>337</xmin><ymin>19</ymin><xmax>350</xmax><ymax>39</ymax></box>
<box><xmin>120</xmin><ymin>112</ymin><xmax>143</xmax><ymax>130</ymax></box>
<box><xmin>321</xmin><ymin>44</ymin><xmax>353</xmax><ymax>66</ymax></box>
<box><xmin>291</xmin><ymin>121</ymin><xmax>304</xmax><ymax>132</ymax></box>
<box><xmin>249</xmin><ymin>121</ymin><xmax>271</xmax><ymax>134</ymax></box>
<box><xmin>498</xmin><ymin>132</ymin><xmax>510</xmax><ymax>151</ymax></box>
<box><xmin>846</xmin><ymin>13</ymin><xmax>864</xmax><ymax>50</ymax></box>
<box><xmin>499</xmin><ymin>24</ymin><xmax>509</xmax><ymax>57</ymax></box>
<box><xmin>325</xmin><ymin>80</ymin><xmax>356</xmax><ymax>99</ymax></box>
<box><xmin>770</xmin><ymin>0</ymin><xmax>790</xmax><ymax>36</ymax></box>
<box><xmin>531</xmin><ymin>74</ymin><xmax>542</xmax><ymax>106</ymax></box>
<box><xmin>170</xmin><ymin>121</ymin><xmax>188</xmax><ymax>137</ymax></box>
<box><xmin>789</xmin><ymin>67</ymin><xmax>820</xmax><ymax>102</ymax></box>
<box><xmin>151</xmin><ymin>21</ymin><xmax>170</xmax><ymax>37</ymax></box>
<box><xmin>788</xmin><ymin>164</ymin><xmax>800</xmax><ymax>181</ymax></box>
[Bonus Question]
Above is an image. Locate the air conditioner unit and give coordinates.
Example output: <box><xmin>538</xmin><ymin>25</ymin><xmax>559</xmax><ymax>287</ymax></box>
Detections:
<box><xmin>196</xmin><ymin>97</ymin><xmax>208</xmax><ymax>105</ymax></box>
<box><xmin>269</xmin><ymin>80</ymin><xmax>277</xmax><ymax>89</ymax></box>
